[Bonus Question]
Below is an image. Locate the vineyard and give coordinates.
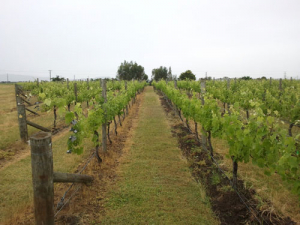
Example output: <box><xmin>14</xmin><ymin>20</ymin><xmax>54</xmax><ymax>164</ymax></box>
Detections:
<box><xmin>0</xmin><ymin>79</ymin><xmax>300</xmax><ymax>224</ymax></box>
<box><xmin>154</xmin><ymin>79</ymin><xmax>300</xmax><ymax>193</ymax></box>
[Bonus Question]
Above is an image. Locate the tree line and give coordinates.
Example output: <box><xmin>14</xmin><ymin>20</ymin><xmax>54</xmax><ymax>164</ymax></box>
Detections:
<box><xmin>116</xmin><ymin>61</ymin><xmax>197</xmax><ymax>81</ymax></box>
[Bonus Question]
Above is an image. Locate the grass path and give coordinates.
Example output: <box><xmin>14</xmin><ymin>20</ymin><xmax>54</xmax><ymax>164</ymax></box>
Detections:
<box><xmin>100</xmin><ymin>86</ymin><xmax>218</xmax><ymax>224</ymax></box>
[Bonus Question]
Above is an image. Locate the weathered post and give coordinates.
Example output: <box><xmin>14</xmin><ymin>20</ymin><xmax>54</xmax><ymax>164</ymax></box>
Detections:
<box><xmin>200</xmin><ymin>80</ymin><xmax>208</xmax><ymax>152</ymax></box>
<box><xmin>17</xmin><ymin>104</ymin><xmax>28</xmax><ymax>142</ymax></box>
<box><xmin>37</xmin><ymin>78</ymin><xmax>39</xmax><ymax>87</ymax></box>
<box><xmin>74</xmin><ymin>82</ymin><xmax>78</xmax><ymax>103</ymax></box>
<box><xmin>67</xmin><ymin>78</ymin><xmax>69</xmax><ymax>89</ymax></box>
<box><xmin>125</xmin><ymin>81</ymin><xmax>128</xmax><ymax>115</ymax></box>
<box><xmin>15</xmin><ymin>84</ymin><xmax>23</xmax><ymax>105</ymax></box>
<box><xmin>279</xmin><ymin>78</ymin><xmax>282</xmax><ymax>91</ymax></box>
<box><xmin>227</xmin><ymin>79</ymin><xmax>231</xmax><ymax>115</ymax></box>
<box><xmin>102</xmin><ymin>79</ymin><xmax>107</xmax><ymax>152</ymax></box>
<box><xmin>87</xmin><ymin>78</ymin><xmax>90</xmax><ymax>108</ymax></box>
<box><xmin>174</xmin><ymin>80</ymin><xmax>177</xmax><ymax>89</ymax></box>
<box><xmin>30</xmin><ymin>132</ymin><xmax>54</xmax><ymax>225</ymax></box>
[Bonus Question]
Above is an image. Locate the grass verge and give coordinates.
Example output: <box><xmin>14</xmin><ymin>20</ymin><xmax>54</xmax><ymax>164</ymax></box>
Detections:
<box><xmin>100</xmin><ymin>86</ymin><xmax>219</xmax><ymax>225</ymax></box>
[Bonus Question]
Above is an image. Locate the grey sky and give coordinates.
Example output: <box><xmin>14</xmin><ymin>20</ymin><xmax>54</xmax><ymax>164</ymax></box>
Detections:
<box><xmin>1</xmin><ymin>0</ymin><xmax>300</xmax><ymax>81</ymax></box>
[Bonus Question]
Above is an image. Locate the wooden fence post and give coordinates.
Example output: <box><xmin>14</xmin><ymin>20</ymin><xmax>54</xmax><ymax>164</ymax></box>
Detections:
<box><xmin>279</xmin><ymin>78</ymin><xmax>282</xmax><ymax>91</ymax></box>
<box><xmin>102</xmin><ymin>80</ymin><xmax>107</xmax><ymax>152</ymax></box>
<box><xmin>74</xmin><ymin>83</ymin><xmax>78</xmax><ymax>103</ymax></box>
<box><xmin>15</xmin><ymin>84</ymin><xmax>23</xmax><ymax>105</ymax></box>
<box><xmin>125</xmin><ymin>81</ymin><xmax>128</xmax><ymax>115</ymax></box>
<box><xmin>30</xmin><ymin>132</ymin><xmax>54</xmax><ymax>225</ymax></box>
<box><xmin>200</xmin><ymin>80</ymin><xmax>207</xmax><ymax>152</ymax></box>
<box><xmin>174</xmin><ymin>80</ymin><xmax>177</xmax><ymax>89</ymax></box>
<box><xmin>17</xmin><ymin>104</ymin><xmax>28</xmax><ymax>142</ymax></box>
<box><xmin>227</xmin><ymin>79</ymin><xmax>231</xmax><ymax>115</ymax></box>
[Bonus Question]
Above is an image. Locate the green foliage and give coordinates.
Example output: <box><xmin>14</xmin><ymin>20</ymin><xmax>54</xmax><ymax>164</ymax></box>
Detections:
<box><xmin>179</xmin><ymin>70</ymin><xmax>196</xmax><ymax>80</ymax></box>
<box><xmin>117</xmin><ymin>60</ymin><xmax>147</xmax><ymax>80</ymax></box>
<box><xmin>240</xmin><ymin>76</ymin><xmax>252</xmax><ymax>80</ymax></box>
<box><xmin>51</xmin><ymin>75</ymin><xmax>65</xmax><ymax>82</ymax></box>
<box><xmin>153</xmin><ymin>79</ymin><xmax>300</xmax><ymax>196</ymax></box>
<box><xmin>152</xmin><ymin>66</ymin><xmax>168</xmax><ymax>81</ymax></box>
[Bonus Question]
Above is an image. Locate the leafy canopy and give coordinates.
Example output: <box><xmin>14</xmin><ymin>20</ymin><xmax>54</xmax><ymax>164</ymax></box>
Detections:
<box><xmin>152</xmin><ymin>66</ymin><xmax>168</xmax><ymax>81</ymax></box>
<box><xmin>179</xmin><ymin>70</ymin><xmax>196</xmax><ymax>80</ymax></box>
<box><xmin>117</xmin><ymin>60</ymin><xmax>147</xmax><ymax>80</ymax></box>
<box><xmin>51</xmin><ymin>75</ymin><xmax>65</xmax><ymax>82</ymax></box>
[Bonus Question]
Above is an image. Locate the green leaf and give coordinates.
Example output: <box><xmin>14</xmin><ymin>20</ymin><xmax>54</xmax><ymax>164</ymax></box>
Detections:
<box><xmin>44</xmin><ymin>98</ymin><xmax>51</xmax><ymax>106</ymax></box>
<box><xmin>65</xmin><ymin>112</ymin><xmax>75</xmax><ymax>124</ymax></box>
<box><xmin>39</xmin><ymin>92</ymin><xmax>46</xmax><ymax>99</ymax></box>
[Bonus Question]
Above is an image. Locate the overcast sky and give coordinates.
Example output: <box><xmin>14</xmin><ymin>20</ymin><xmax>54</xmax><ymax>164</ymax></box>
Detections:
<box><xmin>1</xmin><ymin>0</ymin><xmax>300</xmax><ymax>81</ymax></box>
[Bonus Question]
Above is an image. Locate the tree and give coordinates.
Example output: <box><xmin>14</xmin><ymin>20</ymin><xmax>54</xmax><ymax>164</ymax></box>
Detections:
<box><xmin>117</xmin><ymin>60</ymin><xmax>146</xmax><ymax>80</ymax></box>
<box><xmin>51</xmin><ymin>75</ymin><xmax>65</xmax><ymax>82</ymax></box>
<box><xmin>143</xmin><ymin>74</ymin><xmax>148</xmax><ymax>81</ymax></box>
<box><xmin>240</xmin><ymin>76</ymin><xmax>252</xmax><ymax>80</ymax></box>
<box><xmin>152</xmin><ymin>66</ymin><xmax>168</xmax><ymax>81</ymax></box>
<box><xmin>179</xmin><ymin>70</ymin><xmax>196</xmax><ymax>80</ymax></box>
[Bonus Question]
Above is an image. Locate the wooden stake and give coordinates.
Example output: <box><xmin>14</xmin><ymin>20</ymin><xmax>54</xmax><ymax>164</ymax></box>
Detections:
<box><xmin>27</xmin><ymin>120</ymin><xmax>51</xmax><ymax>132</ymax></box>
<box><xmin>74</xmin><ymin>83</ymin><xmax>78</xmax><ymax>103</ymax></box>
<box><xmin>53</xmin><ymin>172</ymin><xmax>93</xmax><ymax>183</ymax></box>
<box><xmin>15</xmin><ymin>84</ymin><xmax>22</xmax><ymax>105</ymax></box>
<box><xmin>102</xmin><ymin>79</ymin><xmax>107</xmax><ymax>152</ymax></box>
<box><xmin>30</xmin><ymin>132</ymin><xmax>54</xmax><ymax>225</ymax></box>
<box><xmin>17</xmin><ymin>104</ymin><xmax>28</xmax><ymax>142</ymax></box>
<box><xmin>200</xmin><ymin>80</ymin><xmax>207</xmax><ymax>152</ymax></box>
<box><xmin>125</xmin><ymin>81</ymin><xmax>128</xmax><ymax>115</ymax></box>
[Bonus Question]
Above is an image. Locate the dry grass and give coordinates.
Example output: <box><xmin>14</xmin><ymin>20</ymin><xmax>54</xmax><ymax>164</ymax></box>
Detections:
<box><xmin>0</xmin><ymin>127</ymin><xmax>93</xmax><ymax>224</ymax></box>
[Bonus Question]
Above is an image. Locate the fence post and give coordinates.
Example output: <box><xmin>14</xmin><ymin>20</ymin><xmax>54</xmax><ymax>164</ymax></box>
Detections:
<box><xmin>74</xmin><ymin>83</ymin><xmax>78</xmax><ymax>103</ymax></box>
<box><xmin>200</xmin><ymin>80</ymin><xmax>207</xmax><ymax>152</ymax></box>
<box><xmin>102</xmin><ymin>80</ymin><xmax>107</xmax><ymax>152</ymax></box>
<box><xmin>15</xmin><ymin>84</ymin><xmax>23</xmax><ymax>105</ymax></box>
<box><xmin>30</xmin><ymin>132</ymin><xmax>54</xmax><ymax>225</ymax></box>
<box><xmin>125</xmin><ymin>81</ymin><xmax>128</xmax><ymax>115</ymax></box>
<box><xmin>17</xmin><ymin>104</ymin><xmax>28</xmax><ymax>142</ymax></box>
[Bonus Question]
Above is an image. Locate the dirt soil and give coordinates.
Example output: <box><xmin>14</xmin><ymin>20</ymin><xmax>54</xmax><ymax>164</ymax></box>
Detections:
<box><xmin>5</xmin><ymin>91</ymin><xmax>144</xmax><ymax>225</ymax></box>
<box><xmin>158</xmin><ymin>91</ymin><xmax>295</xmax><ymax>225</ymax></box>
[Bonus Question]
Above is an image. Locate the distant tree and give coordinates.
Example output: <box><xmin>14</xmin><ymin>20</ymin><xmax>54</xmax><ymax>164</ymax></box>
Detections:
<box><xmin>152</xmin><ymin>66</ymin><xmax>168</xmax><ymax>81</ymax></box>
<box><xmin>51</xmin><ymin>75</ymin><xmax>65</xmax><ymax>82</ymax></box>
<box><xmin>260</xmin><ymin>76</ymin><xmax>267</xmax><ymax>80</ymax></box>
<box><xmin>179</xmin><ymin>70</ymin><xmax>196</xmax><ymax>80</ymax></box>
<box><xmin>241</xmin><ymin>76</ymin><xmax>252</xmax><ymax>80</ymax></box>
<box><xmin>117</xmin><ymin>60</ymin><xmax>146</xmax><ymax>80</ymax></box>
<box><xmin>143</xmin><ymin>74</ymin><xmax>148</xmax><ymax>81</ymax></box>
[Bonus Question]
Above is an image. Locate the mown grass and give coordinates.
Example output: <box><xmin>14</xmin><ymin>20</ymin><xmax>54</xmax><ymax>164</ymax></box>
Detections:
<box><xmin>100</xmin><ymin>87</ymin><xmax>219</xmax><ymax>225</ymax></box>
